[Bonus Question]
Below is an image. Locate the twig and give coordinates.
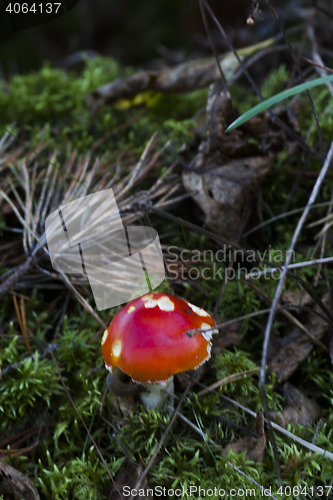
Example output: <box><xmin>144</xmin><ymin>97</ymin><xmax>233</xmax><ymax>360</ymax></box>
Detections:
<box><xmin>117</xmin><ymin>132</ymin><xmax>158</xmax><ymax>198</ymax></box>
<box><xmin>247</xmin><ymin>279</ymin><xmax>328</xmax><ymax>351</ymax></box>
<box><xmin>198</xmin><ymin>0</ymin><xmax>227</xmax><ymax>85</ymax></box>
<box><xmin>259</xmin><ymin>140</ymin><xmax>333</xmax><ymax>483</ymax></box>
<box><xmin>196</xmin><ymin>368</ymin><xmax>261</xmax><ymax>397</ymax></box>
<box><xmin>244</xmin><ymin>201</ymin><xmax>333</xmax><ymax>237</ymax></box>
<box><xmin>220</xmin><ymin>394</ymin><xmax>333</xmax><ymax>461</ymax></box>
<box><xmin>153</xmin><ymin>206</ymin><xmax>333</xmax><ymax>328</ymax></box>
<box><xmin>302</xmin><ymin>56</ymin><xmax>333</xmax><ymax>74</ymax></box>
<box><xmin>174</xmin><ymin>411</ymin><xmax>278</xmax><ymax>500</ymax></box>
<box><xmin>314</xmin><ymin>192</ymin><xmax>333</xmax><ymax>285</ymax></box>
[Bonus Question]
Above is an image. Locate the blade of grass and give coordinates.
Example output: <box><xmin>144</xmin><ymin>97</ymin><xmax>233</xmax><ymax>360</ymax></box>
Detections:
<box><xmin>226</xmin><ymin>73</ymin><xmax>333</xmax><ymax>132</ymax></box>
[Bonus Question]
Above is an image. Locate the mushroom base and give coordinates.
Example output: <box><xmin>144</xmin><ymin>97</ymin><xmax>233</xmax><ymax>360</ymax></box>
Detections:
<box><xmin>139</xmin><ymin>377</ymin><xmax>174</xmax><ymax>411</ymax></box>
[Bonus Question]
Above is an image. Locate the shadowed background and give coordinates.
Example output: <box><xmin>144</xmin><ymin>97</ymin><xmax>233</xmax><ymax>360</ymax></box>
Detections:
<box><xmin>0</xmin><ymin>0</ymin><xmax>295</xmax><ymax>77</ymax></box>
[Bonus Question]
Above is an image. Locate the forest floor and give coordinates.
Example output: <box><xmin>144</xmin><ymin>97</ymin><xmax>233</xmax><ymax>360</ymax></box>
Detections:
<box><xmin>1</xmin><ymin>2</ymin><xmax>333</xmax><ymax>499</ymax></box>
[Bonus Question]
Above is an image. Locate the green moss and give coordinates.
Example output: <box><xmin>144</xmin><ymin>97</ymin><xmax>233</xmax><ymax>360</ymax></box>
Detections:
<box><xmin>0</xmin><ymin>58</ymin><xmax>207</xmax><ymax>158</ymax></box>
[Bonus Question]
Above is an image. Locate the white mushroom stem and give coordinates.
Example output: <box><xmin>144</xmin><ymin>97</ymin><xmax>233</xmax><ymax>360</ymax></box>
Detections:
<box><xmin>139</xmin><ymin>377</ymin><xmax>174</xmax><ymax>411</ymax></box>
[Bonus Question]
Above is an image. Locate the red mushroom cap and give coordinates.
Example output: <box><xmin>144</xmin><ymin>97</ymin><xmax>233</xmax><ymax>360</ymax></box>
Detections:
<box><xmin>101</xmin><ymin>292</ymin><xmax>217</xmax><ymax>383</ymax></box>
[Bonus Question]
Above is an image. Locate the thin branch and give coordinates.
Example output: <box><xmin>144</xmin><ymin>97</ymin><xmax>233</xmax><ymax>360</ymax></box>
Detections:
<box><xmin>259</xmin><ymin>140</ymin><xmax>333</xmax><ymax>483</ymax></box>
<box><xmin>220</xmin><ymin>394</ymin><xmax>333</xmax><ymax>461</ymax></box>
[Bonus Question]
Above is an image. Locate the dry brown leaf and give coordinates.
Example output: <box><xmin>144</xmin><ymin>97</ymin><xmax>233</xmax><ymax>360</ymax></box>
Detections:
<box><xmin>183</xmin><ymin>155</ymin><xmax>273</xmax><ymax>241</ymax></box>
<box><xmin>0</xmin><ymin>460</ymin><xmax>40</xmax><ymax>500</ymax></box>
<box><xmin>281</xmin><ymin>290</ymin><xmax>313</xmax><ymax>308</ymax></box>
<box><xmin>269</xmin><ymin>292</ymin><xmax>331</xmax><ymax>382</ymax></box>
<box><xmin>182</xmin><ymin>81</ymin><xmax>301</xmax><ymax>241</ymax></box>
<box><xmin>183</xmin><ymin>84</ymin><xmax>275</xmax><ymax>241</ymax></box>
<box><xmin>222</xmin><ymin>411</ymin><xmax>266</xmax><ymax>462</ymax></box>
<box><xmin>109</xmin><ymin>457</ymin><xmax>153</xmax><ymax>500</ymax></box>
<box><xmin>268</xmin><ymin>383</ymin><xmax>322</xmax><ymax>428</ymax></box>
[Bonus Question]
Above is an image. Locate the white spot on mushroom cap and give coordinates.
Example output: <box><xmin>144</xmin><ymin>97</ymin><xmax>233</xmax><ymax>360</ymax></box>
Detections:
<box><xmin>105</xmin><ymin>364</ymin><xmax>113</xmax><ymax>373</ymax></box>
<box><xmin>207</xmin><ymin>342</ymin><xmax>212</xmax><ymax>355</ymax></box>
<box><xmin>187</xmin><ymin>302</ymin><xmax>210</xmax><ymax>317</ymax></box>
<box><xmin>112</xmin><ymin>340</ymin><xmax>122</xmax><ymax>358</ymax></box>
<box><xmin>142</xmin><ymin>294</ymin><xmax>175</xmax><ymax>312</ymax></box>
<box><xmin>200</xmin><ymin>323</ymin><xmax>218</xmax><ymax>341</ymax></box>
<box><xmin>200</xmin><ymin>323</ymin><xmax>213</xmax><ymax>341</ymax></box>
<box><xmin>101</xmin><ymin>330</ymin><xmax>108</xmax><ymax>346</ymax></box>
<box><xmin>127</xmin><ymin>305</ymin><xmax>136</xmax><ymax>313</ymax></box>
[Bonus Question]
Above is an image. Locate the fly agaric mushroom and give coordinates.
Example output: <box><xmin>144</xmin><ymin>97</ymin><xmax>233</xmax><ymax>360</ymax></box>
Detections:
<box><xmin>101</xmin><ymin>292</ymin><xmax>217</xmax><ymax>410</ymax></box>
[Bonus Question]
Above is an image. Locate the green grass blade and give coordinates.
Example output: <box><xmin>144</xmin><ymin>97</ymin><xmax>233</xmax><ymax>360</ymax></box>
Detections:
<box><xmin>226</xmin><ymin>73</ymin><xmax>333</xmax><ymax>132</ymax></box>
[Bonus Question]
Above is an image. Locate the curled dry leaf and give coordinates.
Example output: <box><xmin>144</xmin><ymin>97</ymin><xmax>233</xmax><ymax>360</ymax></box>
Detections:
<box><xmin>268</xmin><ymin>383</ymin><xmax>321</xmax><ymax>428</ymax></box>
<box><xmin>109</xmin><ymin>457</ymin><xmax>153</xmax><ymax>500</ymax></box>
<box><xmin>269</xmin><ymin>292</ymin><xmax>332</xmax><ymax>382</ymax></box>
<box><xmin>0</xmin><ymin>460</ymin><xmax>40</xmax><ymax>500</ymax></box>
<box><xmin>222</xmin><ymin>411</ymin><xmax>266</xmax><ymax>462</ymax></box>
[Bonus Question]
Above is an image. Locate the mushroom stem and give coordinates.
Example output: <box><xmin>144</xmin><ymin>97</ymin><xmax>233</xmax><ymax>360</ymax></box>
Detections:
<box><xmin>139</xmin><ymin>377</ymin><xmax>174</xmax><ymax>411</ymax></box>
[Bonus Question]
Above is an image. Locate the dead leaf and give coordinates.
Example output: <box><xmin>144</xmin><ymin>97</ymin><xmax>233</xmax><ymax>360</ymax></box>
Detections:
<box><xmin>0</xmin><ymin>460</ymin><xmax>40</xmax><ymax>500</ymax></box>
<box><xmin>281</xmin><ymin>290</ymin><xmax>313</xmax><ymax>309</ymax></box>
<box><xmin>268</xmin><ymin>383</ymin><xmax>322</xmax><ymax>428</ymax></box>
<box><xmin>182</xmin><ymin>81</ymin><xmax>302</xmax><ymax>241</ymax></box>
<box><xmin>109</xmin><ymin>457</ymin><xmax>153</xmax><ymax>500</ymax></box>
<box><xmin>183</xmin><ymin>84</ymin><xmax>275</xmax><ymax>241</ymax></box>
<box><xmin>222</xmin><ymin>411</ymin><xmax>266</xmax><ymax>462</ymax></box>
<box><xmin>269</xmin><ymin>292</ymin><xmax>331</xmax><ymax>382</ymax></box>
<box><xmin>183</xmin><ymin>155</ymin><xmax>273</xmax><ymax>242</ymax></box>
